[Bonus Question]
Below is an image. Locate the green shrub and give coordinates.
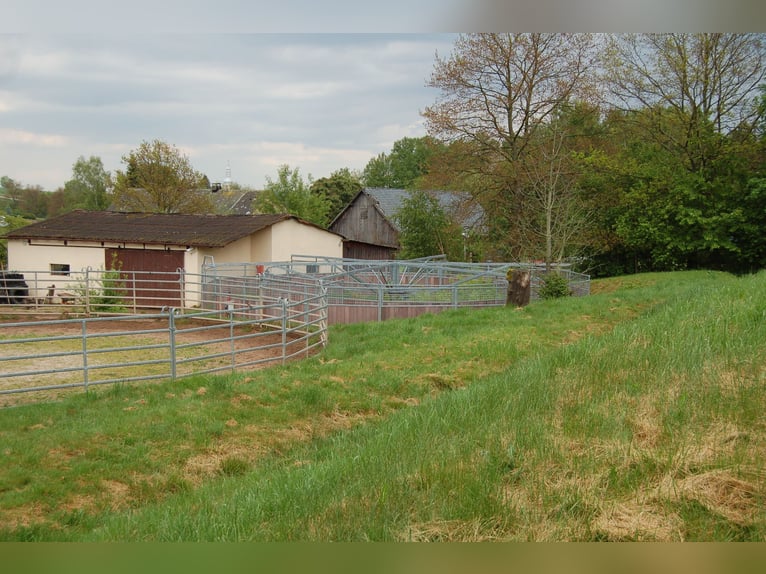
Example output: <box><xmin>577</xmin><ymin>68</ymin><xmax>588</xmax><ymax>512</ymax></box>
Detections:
<box><xmin>76</xmin><ymin>253</ymin><xmax>127</xmax><ymax>312</ymax></box>
<box><xmin>539</xmin><ymin>272</ymin><xmax>571</xmax><ymax>300</ymax></box>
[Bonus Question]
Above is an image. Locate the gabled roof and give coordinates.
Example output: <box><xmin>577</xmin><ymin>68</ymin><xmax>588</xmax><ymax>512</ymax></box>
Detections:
<box><xmin>209</xmin><ymin>190</ymin><xmax>259</xmax><ymax>215</ymax></box>
<box><xmin>6</xmin><ymin>210</ymin><xmax>329</xmax><ymax>248</ymax></box>
<box><xmin>332</xmin><ymin>188</ymin><xmax>485</xmax><ymax>232</ymax></box>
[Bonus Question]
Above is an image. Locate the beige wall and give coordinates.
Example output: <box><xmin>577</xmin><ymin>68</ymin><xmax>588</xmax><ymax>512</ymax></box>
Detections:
<box><xmin>269</xmin><ymin>219</ymin><xmax>343</xmax><ymax>262</ymax></box>
<box><xmin>7</xmin><ymin>239</ymin><xmax>107</xmax><ymax>299</ymax></box>
<box><xmin>250</xmin><ymin>228</ymin><xmax>273</xmax><ymax>263</ymax></box>
<box><xmin>199</xmin><ymin>236</ymin><xmax>252</xmax><ymax>266</ymax></box>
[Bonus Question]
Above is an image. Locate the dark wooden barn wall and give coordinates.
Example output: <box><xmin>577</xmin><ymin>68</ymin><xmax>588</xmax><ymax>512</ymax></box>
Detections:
<box><xmin>342</xmin><ymin>241</ymin><xmax>396</xmax><ymax>260</ymax></box>
<box><xmin>331</xmin><ymin>194</ymin><xmax>399</xmax><ymax>251</ymax></box>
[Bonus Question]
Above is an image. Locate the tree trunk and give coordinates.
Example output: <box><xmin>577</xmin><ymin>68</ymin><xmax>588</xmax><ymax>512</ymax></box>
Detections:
<box><xmin>506</xmin><ymin>270</ymin><xmax>531</xmax><ymax>307</ymax></box>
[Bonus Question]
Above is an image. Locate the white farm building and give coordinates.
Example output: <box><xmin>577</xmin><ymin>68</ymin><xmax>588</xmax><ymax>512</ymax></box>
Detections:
<box><xmin>5</xmin><ymin>210</ymin><xmax>344</xmax><ymax>307</ymax></box>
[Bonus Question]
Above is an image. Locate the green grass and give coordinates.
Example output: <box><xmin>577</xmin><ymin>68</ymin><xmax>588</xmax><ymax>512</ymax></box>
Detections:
<box><xmin>0</xmin><ymin>270</ymin><xmax>764</xmax><ymax>541</ymax></box>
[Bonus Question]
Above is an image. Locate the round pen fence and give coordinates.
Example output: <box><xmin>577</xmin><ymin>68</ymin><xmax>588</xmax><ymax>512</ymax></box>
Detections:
<box><xmin>0</xmin><ymin>258</ymin><xmax>587</xmax><ymax>403</ymax></box>
<box><xmin>203</xmin><ymin>257</ymin><xmax>589</xmax><ymax>325</ymax></box>
<box><xmin>1</xmin><ymin>258</ymin><xmax>589</xmax><ymax>321</ymax></box>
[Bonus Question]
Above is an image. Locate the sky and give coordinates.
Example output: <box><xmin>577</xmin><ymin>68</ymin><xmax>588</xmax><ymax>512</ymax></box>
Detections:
<box><xmin>0</xmin><ymin>33</ymin><xmax>459</xmax><ymax>191</ymax></box>
<box><xmin>2</xmin><ymin>1</ymin><xmax>762</xmax><ymax>192</ymax></box>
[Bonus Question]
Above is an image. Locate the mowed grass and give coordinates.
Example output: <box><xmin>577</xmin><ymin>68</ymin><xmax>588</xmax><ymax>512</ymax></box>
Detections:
<box><xmin>0</xmin><ymin>270</ymin><xmax>763</xmax><ymax>541</ymax></box>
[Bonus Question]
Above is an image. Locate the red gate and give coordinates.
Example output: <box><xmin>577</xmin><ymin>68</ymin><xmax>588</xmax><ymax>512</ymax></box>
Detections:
<box><xmin>106</xmin><ymin>248</ymin><xmax>184</xmax><ymax>308</ymax></box>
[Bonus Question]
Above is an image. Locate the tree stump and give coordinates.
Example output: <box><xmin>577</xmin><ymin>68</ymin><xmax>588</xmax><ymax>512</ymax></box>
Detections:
<box><xmin>506</xmin><ymin>270</ymin><xmax>531</xmax><ymax>307</ymax></box>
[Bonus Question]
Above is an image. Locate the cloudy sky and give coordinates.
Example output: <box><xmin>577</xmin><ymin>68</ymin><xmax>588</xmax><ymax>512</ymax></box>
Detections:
<box><xmin>2</xmin><ymin>1</ymin><xmax>761</xmax><ymax>192</ymax></box>
<box><xmin>1</xmin><ymin>33</ymin><xmax>460</xmax><ymax>191</ymax></box>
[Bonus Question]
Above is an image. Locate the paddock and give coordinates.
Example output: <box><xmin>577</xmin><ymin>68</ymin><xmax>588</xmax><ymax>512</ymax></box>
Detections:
<box><xmin>0</xmin><ymin>300</ymin><xmax>326</xmax><ymax>408</ymax></box>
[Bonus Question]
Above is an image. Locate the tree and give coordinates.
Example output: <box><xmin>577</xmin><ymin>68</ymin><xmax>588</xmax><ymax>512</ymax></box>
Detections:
<box><xmin>1</xmin><ymin>176</ymin><xmax>49</xmax><ymax>219</ymax></box>
<box><xmin>361</xmin><ymin>152</ymin><xmax>392</xmax><ymax>188</ymax></box>
<box><xmin>423</xmin><ymin>33</ymin><xmax>597</xmax><ymax>261</ymax></box>
<box><xmin>362</xmin><ymin>136</ymin><xmax>440</xmax><ymax>189</ymax></box>
<box><xmin>393</xmin><ymin>190</ymin><xmax>461</xmax><ymax>260</ymax></box>
<box><xmin>603</xmin><ymin>33</ymin><xmax>765</xmax><ymax>174</ymax></box>
<box><xmin>46</xmin><ymin>188</ymin><xmax>68</xmax><ymax>218</ymax></box>
<box><xmin>310</xmin><ymin>168</ymin><xmax>363</xmax><ymax>222</ymax></box>
<box><xmin>594</xmin><ymin>34</ymin><xmax>766</xmax><ymax>274</ymax></box>
<box><xmin>63</xmin><ymin>156</ymin><xmax>112</xmax><ymax>212</ymax></box>
<box><xmin>112</xmin><ymin>140</ymin><xmax>214</xmax><ymax>214</ymax></box>
<box><xmin>578</xmin><ymin>101</ymin><xmax>766</xmax><ymax>275</ymax></box>
<box><xmin>0</xmin><ymin>176</ymin><xmax>22</xmax><ymax>216</ymax></box>
<box><xmin>253</xmin><ymin>165</ymin><xmax>330</xmax><ymax>227</ymax></box>
<box><xmin>519</xmin><ymin>112</ymin><xmax>593</xmax><ymax>268</ymax></box>
<box><xmin>424</xmin><ymin>34</ymin><xmax>596</xmax><ymax>161</ymax></box>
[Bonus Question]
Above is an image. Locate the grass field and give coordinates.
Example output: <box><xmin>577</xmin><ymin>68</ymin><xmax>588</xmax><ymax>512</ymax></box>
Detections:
<box><xmin>0</xmin><ymin>270</ymin><xmax>763</xmax><ymax>541</ymax></box>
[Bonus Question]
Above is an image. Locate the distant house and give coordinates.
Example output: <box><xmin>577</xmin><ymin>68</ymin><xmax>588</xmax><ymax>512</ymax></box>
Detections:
<box><xmin>6</xmin><ymin>210</ymin><xmax>343</xmax><ymax>305</ymax></box>
<box><xmin>210</xmin><ymin>190</ymin><xmax>259</xmax><ymax>215</ymax></box>
<box><xmin>329</xmin><ymin>188</ymin><xmax>484</xmax><ymax>260</ymax></box>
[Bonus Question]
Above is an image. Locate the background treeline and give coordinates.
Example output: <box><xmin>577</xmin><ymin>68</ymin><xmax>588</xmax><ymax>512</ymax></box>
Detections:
<box><xmin>2</xmin><ymin>34</ymin><xmax>764</xmax><ymax>277</ymax></box>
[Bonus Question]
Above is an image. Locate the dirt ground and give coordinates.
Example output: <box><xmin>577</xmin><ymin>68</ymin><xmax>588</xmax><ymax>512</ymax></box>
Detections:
<box><xmin>0</xmin><ymin>315</ymin><xmax>316</xmax><ymax>408</ymax></box>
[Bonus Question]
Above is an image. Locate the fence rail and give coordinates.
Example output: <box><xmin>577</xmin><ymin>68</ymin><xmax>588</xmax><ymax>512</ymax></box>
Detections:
<box><xmin>1</xmin><ymin>259</ymin><xmax>590</xmax><ymax>321</ymax></box>
<box><xmin>0</xmin><ymin>259</ymin><xmax>588</xmax><ymax>402</ymax></box>
<box><xmin>0</xmin><ymin>296</ymin><xmax>327</xmax><ymax>402</ymax></box>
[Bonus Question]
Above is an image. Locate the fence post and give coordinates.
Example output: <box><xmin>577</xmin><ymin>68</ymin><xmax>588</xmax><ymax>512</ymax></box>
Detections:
<box><xmin>168</xmin><ymin>308</ymin><xmax>177</xmax><ymax>381</ymax></box>
<box><xmin>85</xmin><ymin>268</ymin><xmax>91</xmax><ymax>314</ymax></box>
<box><xmin>81</xmin><ymin>319</ymin><xmax>89</xmax><ymax>392</ymax></box>
<box><xmin>320</xmin><ymin>284</ymin><xmax>328</xmax><ymax>347</ymax></box>
<box><xmin>377</xmin><ymin>286</ymin><xmax>383</xmax><ymax>322</ymax></box>
<box><xmin>178</xmin><ymin>268</ymin><xmax>186</xmax><ymax>309</ymax></box>
<box><xmin>31</xmin><ymin>271</ymin><xmax>40</xmax><ymax>310</ymax></box>
<box><xmin>281</xmin><ymin>298</ymin><xmax>288</xmax><ymax>365</ymax></box>
<box><xmin>229</xmin><ymin>306</ymin><xmax>236</xmax><ymax>372</ymax></box>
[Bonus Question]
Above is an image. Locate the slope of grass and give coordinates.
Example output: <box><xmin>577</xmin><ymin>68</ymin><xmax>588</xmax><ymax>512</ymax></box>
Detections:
<box><xmin>0</xmin><ymin>270</ymin><xmax>763</xmax><ymax>541</ymax></box>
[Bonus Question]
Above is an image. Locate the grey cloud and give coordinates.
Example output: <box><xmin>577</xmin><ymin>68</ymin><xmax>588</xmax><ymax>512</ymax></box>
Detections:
<box><xmin>1</xmin><ymin>33</ymin><xmax>456</xmax><ymax>189</ymax></box>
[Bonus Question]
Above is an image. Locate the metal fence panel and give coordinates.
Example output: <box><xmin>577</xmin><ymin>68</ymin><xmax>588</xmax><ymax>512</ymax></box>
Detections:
<box><xmin>0</xmin><ymin>296</ymin><xmax>328</xmax><ymax>402</ymax></box>
<box><xmin>0</xmin><ymin>259</ymin><xmax>589</xmax><ymax>401</ymax></box>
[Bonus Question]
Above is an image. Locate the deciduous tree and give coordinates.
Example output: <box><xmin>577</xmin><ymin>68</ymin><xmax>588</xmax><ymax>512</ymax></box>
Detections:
<box><xmin>253</xmin><ymin>165</ymin><xmax>330</xmax><ymax>227</ymax></box>
<box><xmin>1</xmin><ymin>176</ymin><xmax>49</xmax><ymax>219</ymax></box>
<box><xmin>362</xmin><ymin>137</ymin><xmax>440</xmax><ymax>189</ymax></box>
<box><xmin>310</xmin><ymin>168</ymin><xmax>363</xmax><ymax>222</ymax></box>
<box><xmin>393</xmin><ymin>190</ymin><xmax>461</xmax><ymax>260</ymax></box>
<box><xmin>423</xmin><ymin>33</ymin><xmax>597</xmax><ymax>262</ymax></box>
<box><xmin>112</xmin><ymin>140</ymin><xmax>213</xmax><ymax>214</ymax></box>
<box><xmin>63</xmin><ymin>156</ymin><xmax>112</xmax><ymax>212</ymax></box>
<box><xmin>603</xmin><ymin>33</ymin><xmax>765</xmax><ymax>174</ymax></box>
<box><xmin>519</xmin><ymin>111</ymin><xmax>593</xmax><ymax>268</ymax></box>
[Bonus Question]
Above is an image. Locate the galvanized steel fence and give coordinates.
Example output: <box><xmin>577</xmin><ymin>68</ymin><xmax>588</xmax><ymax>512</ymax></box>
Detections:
<box><xmin>204</xmin><ymin>257</ymin><xmax>590</xmax><ymax>324</ymax></box>
<box><xmin>1</xmin><ymin>258</ymin><xmax>589</xmax><ymax>320</ymax></box>
<box><xmin>0</xmin><ymin>293</ymin><xmax>328</xmax><ymax>401</ymax></box>
<box><xmin>0</xmin><ymin>258</ymin><xmax>588</xmax><ymax>401</ymax></box>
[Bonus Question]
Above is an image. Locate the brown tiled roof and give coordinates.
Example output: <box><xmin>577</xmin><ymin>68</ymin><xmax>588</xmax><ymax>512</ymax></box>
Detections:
<box><xmin>6</xmin><ymin>211</ymin><xmax>300</xmax><ymax>248</ymax></box>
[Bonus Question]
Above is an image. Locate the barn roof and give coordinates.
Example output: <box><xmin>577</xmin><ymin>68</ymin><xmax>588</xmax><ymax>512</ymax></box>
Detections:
<box><xmin>331</xmin><ymin>188</ymin><xmax>485</xmax><ymax>232</ymax></box>
<box><xmin>6</xmin><ymin>210</ymin><xmax>326</xmax><ymax>248</ymax></box>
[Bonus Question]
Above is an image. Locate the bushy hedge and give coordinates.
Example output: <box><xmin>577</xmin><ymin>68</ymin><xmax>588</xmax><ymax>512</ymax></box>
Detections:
<box><xmin>539</xmin><ymin>272</ymin><xmax>571</xmax><ymax>300</ymax></box>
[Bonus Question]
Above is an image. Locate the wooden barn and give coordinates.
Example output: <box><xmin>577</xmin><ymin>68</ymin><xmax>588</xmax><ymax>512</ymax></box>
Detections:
<box><xmin>329</xmin><ymin>188</ymin><xmax>484</xmax><ymax>260</ymax></box>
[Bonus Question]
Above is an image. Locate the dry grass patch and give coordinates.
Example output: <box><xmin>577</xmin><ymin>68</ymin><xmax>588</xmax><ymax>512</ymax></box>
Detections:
<box><xmin>658</xmin><ymin>469</ymin><xmax>762</xmax><ymax>526</ymax></box>
<box><xmin>182</xmin><ymin>406</ymin><xmax>381</xmax><ymax>484</ymax></box>
<box><xmin>229</xmin><ymin>393</ymin><xmax>253</xmax><ymax>407</ymax></box>
<box><xmin>593</xmin><ymin>420</ymin><xmax>764</xmax><ymax>540</ymax></box>
<box><xmin>703</xmin><ymin>363</ymin><xmax>763</xmax><ymax>397</ymax></box>
<box><xmin>2</xmin><ymin>478</ymin><xmax>134</xmax><ymax>532</ymax></box>
<box><xmin>401</xmin><ymin>517</ymin><xmax>509</xmax><ymax>542</ymax></box>
<box><xmin>592</xmin><ymin>502</ymin><xmax>684</xmax><ymax>541</ymax></box>
<box><xmin>183</xmin><ymin>443</ymin><xmax>266</xmax><ymax>484</ymax></box>
<box><xmin>2</xmin><ymin>502</ymin><xmax>50</xmax><ymax>531</ymax></box>
<box><xmin>628</xmin><ymin>395</ymin><xmax>663</xmax><ymax>449</ymax></box>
